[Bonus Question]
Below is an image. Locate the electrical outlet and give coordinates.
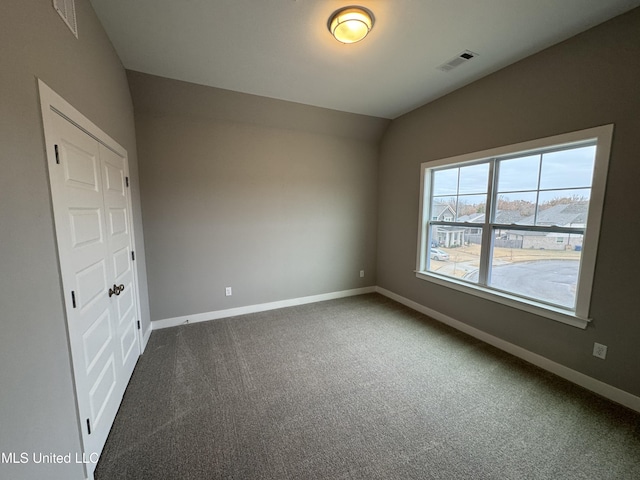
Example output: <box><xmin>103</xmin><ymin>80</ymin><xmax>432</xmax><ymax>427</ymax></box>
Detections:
<box><xmin>593</xmin><ymin>342</ymin><xmax>607</xmax><ymax>360</ymax></box>
<box><xmin>225</xmin><ymin>287</ymin><xmax>232</xmax><ymax>297</ymax></box>
<box><xmin>360</xmin><ymin>270</ymin><xmax>365</xmax><ymax>278</ymax></box>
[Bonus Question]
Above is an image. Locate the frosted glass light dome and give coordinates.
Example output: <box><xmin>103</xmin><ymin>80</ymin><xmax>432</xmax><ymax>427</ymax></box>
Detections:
<box><xmin>329</xmin><ymin>7</ymin><xmax>374</xmax><ymax>44</ymax></box>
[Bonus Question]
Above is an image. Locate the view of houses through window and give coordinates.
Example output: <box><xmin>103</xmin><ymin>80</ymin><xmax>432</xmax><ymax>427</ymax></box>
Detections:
<box><xmin>422</xmin><ymin>141</ymin><xmax>599</xmax><ymax>312</ymax></box>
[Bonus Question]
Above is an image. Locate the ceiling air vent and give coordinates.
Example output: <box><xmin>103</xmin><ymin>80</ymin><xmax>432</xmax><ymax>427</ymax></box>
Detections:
<box><xmin>437</xmin><ymin>50</ymin><xmax>478</xmax><ymax>72</ymax></box>
<box><xmin>53</xmin><ymin>0</ymin><xmax>78</xmax><ymax>38</ymax></box>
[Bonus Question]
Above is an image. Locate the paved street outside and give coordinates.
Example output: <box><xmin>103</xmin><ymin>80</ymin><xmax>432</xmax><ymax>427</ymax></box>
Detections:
<box><xmin>429</xmin><ymin>245</ymin><xmax>580</xmax><ymax>308</ymax></box>
<box><xmin>466</xmin><ymin>260</ymin><xmax>579</xmax><ymax>308</ymax></box>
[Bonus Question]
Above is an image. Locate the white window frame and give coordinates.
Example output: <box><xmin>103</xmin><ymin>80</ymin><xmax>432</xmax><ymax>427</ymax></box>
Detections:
<box><xmin>416</xmin><ymin>125</ymin><xmax>613</xmax><ymax>329</ymax></box>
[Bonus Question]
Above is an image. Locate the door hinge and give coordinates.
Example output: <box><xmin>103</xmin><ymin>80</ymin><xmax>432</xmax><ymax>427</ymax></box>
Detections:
<box><xmin>131</xmin><ymin>251</ymin><xmax>135</xmax><ymax>261</ymax></box>
<box><xmin>137</xmin><ymin>320</ymin><xmax>141</xmax><ymax>330</ymax></box>
<box><xmin>54</xmin><ymin>145</ymin><xmax>60</xmax><ymax>164</ymax></box>
<box><xmin>71</xmin><ymin>291</ymin><xmax>76</xmax><ymax>309</ymax></box>
<box><xmin>125</xmin><ymin>176</ymin><xmax>129</xmax><ymax>187</ymax></box>
<box><xmin>86</xmin><ymin>419</ymin><xmax>91</xmax><ymax>435</ymax></box>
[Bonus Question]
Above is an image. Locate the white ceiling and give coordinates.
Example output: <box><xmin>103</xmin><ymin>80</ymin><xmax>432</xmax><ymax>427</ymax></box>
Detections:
<box><xmin>89</xmin><ymin>0</ymin><xmax>640</xmax><ymax>119</ymax></box>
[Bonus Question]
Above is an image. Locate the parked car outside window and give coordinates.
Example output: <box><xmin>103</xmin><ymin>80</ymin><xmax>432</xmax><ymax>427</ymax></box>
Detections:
<box><xmin>430</xmin><ymin>248</ymin><xmax>449</xmax><ymax>261</ymax></box>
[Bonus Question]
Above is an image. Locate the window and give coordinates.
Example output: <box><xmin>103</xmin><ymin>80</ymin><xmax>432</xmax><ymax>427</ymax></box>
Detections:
<box><xmin>416</xmin><ymin>125</ymin><xmax>613</xmax><ymax>328</ymax></box>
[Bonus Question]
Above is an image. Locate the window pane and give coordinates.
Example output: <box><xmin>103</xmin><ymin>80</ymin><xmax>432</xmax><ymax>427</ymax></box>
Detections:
<box><xmin>536</xmin><ymin>189</ymin><xmax>591</xmax><ymax>227</ymax></box>
<box><xmin>427</xmin><ymin>225</ymin><xmax>481</xmax><ymax>283</ymax></box>
<box><xmin>456</xmin><ymin>194</ymin><xmax>486</xmax><ymax>222</ymax></box>
<box><xmin>497</xmin><ymin>155</ymin><xmax>540</xmax><ymax>192</ymax></box>
<box><xmin>539</xmin><ymin>146</ymin><xmax>596</xmax><ymax>190</ymax></box>
<box><xmin>487</xmin><ymin>229</ymin><xmax>583</xmax><ymax>309</ymax></box>
<box><xmin>432</xmin><ymin>168</ymin><xmax>458</xmax><ymax>196</ymax></box>
<box><xmin>495</xmin><ymin>192</ymin><xmax>537</xmax><ymax>225</ymax></box>
<box><xmin>458</xmin><ymin>163</ymin><xmax>489</xmax><ymax>194</ymax></box>
<box><xmin>431</xmin><ymin>198</ymin><xmax>456</xmax><ymax>221</ymax></box>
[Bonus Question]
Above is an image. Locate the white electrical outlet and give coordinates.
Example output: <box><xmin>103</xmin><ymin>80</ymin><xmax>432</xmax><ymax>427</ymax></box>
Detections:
<box><xmin>225</xmin><ymin>287</ymin><xmax>232</xmax><ymax>297</ymax></box>
<box><xmin>593</xmin><ymin>342</ymin><xmax>607</xmax><ymax>360</ymax></box>
<box><xmin>360</xmin><ymin>270</ymin><xmax>365</xmax><ymax>278</ymax></box>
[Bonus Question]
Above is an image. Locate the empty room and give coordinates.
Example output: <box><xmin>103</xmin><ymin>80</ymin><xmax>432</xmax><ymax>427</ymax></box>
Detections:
<box><xmin>2</xmin><ymin>1</ymin><xmax>640</xmax><ymax>479</ymax></box>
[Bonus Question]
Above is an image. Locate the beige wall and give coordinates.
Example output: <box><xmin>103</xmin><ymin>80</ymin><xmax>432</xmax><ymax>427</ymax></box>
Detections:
<box><xmin>0</xmin><ymin>1</ymin><xmax>149</xmax><ymax>479</ymax></box>
<box><xmin>128</xmin><ymin>72</ymin><xmax>389</xmax><ymax>321</ymax></box>
<box><xmin>377</xmin><ymin>8</ymin><xmax>640</xmax><ymax>396</ymax></box>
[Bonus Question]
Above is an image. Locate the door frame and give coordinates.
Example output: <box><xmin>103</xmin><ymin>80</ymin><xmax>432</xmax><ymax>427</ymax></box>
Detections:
<box><xmin>38</xmin><ymin>79</ymin><xmax>144</xmax><ymax>478</ymax></box>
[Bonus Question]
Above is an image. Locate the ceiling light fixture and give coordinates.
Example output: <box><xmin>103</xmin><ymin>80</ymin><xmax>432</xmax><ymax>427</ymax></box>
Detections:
<box><xmin>328</xmin><ymin>6</ymin><xmax>374</xmax><ymax>44</ymax></box>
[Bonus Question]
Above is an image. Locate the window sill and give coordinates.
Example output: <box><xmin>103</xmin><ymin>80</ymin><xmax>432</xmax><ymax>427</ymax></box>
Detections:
<box><xmin>415</xmin><ymin>270</ymin><xmax>589</xmax><ymax>329</ymax></box>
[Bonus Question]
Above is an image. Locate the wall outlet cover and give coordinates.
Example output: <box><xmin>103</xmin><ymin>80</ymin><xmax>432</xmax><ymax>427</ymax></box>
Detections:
<box><xmin>593</xmin><ymin>342</ymin><xmax>607</xmax><ymax>359</ymax></box>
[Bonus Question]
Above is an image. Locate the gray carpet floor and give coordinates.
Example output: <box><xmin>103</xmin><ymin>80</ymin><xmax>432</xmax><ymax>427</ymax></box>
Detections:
<box><xmin>95</xmin><ymin>294</ymin><xmax>640</xmax><ymax>479</ymax></box>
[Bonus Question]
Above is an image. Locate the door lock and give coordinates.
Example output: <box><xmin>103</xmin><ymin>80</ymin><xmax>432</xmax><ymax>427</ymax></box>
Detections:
<box><xmin>108</xmin><ymin>284</ymin><xmax>125</xmax><ymax>297</ymax></box>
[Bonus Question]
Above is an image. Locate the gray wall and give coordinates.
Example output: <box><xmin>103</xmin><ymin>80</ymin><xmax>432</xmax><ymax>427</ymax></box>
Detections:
<box><xmin>377</xmin><ymin>8</ymin><xmax>640</xmax><ymax>397</ymax></box>
<box><xmin>129</xmin><ymin>72</ymin><xmax>388</xmax><ymax>321</ymax></box>
<box><xmin>2</xmin><ymin>5</ymin><xmax>638</xmax><ymax>479</ymax></box>
<box><xmin>0</xmin><ymin>1</ymin><xmax>149</xmax><ymax>479</ymax></box>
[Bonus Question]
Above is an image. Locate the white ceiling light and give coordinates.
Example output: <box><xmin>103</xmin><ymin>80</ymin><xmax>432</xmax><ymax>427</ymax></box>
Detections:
<box><xmin>328</xmin><ymin>6</ymin><xmax>374</xmax><ymax>44</ymax></box>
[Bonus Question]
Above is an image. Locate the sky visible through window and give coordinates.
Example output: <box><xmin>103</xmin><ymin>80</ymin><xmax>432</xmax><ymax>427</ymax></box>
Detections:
<box><xmin>431</xmin><ymin>145</ymin><xmax>596</xmax><ymax>224</ymax></box>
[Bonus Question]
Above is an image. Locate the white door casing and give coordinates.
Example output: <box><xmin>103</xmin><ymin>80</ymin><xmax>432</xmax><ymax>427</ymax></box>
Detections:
<box><xmin>39</xmin><ymin>80</ymin><xmax>142</xmax><ymax>478</ymax></box>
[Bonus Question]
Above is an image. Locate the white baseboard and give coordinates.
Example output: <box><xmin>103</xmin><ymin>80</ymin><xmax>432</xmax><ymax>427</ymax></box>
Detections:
<box><xmin>152</xmin><ymin>286</ymin><xmax>376</xmax><ymax>331</ymax></box>
<box><xmin>375</xmin><ymin>286</ymin><xmax>640</xmax><ymax>413</ymax></box>
<box><xmin>141</xmin><ymin>323</ymin><xmax>152</xmax><ymax>352</ymax></box>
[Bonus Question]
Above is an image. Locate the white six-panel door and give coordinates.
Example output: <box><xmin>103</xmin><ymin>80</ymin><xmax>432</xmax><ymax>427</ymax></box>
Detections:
<box><xmin>40</xmin><ymin>81</ymin><xmax>141</xmax><ymax>478</ymax></box>
<box><xmin>100</xmin><ymin>144</ymin><xmax>140</xmax><ymax>380</ymax></box>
